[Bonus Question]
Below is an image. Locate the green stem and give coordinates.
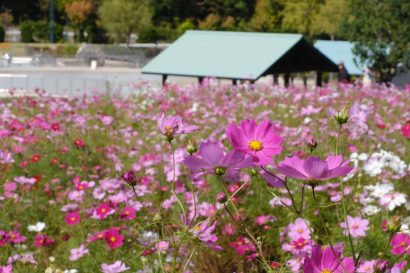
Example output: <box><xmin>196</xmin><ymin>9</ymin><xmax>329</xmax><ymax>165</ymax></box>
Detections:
<box><xmin>335</xmin><ymin>123</ymin><xmax>357</xmax><ymax>264</ymax></box>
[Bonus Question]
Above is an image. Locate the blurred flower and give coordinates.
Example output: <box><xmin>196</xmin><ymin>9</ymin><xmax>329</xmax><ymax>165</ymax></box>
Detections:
<box><xmin>184</xmin><ymin>140</ymin><xmax>253</xmax><ymax>180</ymax></box>
<box><xmin>401</xmin><ymin>121</ymin><xmax>410</xmax><ymax>138</ymax></box>
<box><xmin>69</xmin><ymin>244</ymin><xmax>89</xmax><ymax>261</ymax></box>
<box><xmin>119</xmin><ymin>206</ymin><xmax>136</xmax><ymax>220</ymax></box>
<box><xmin>226</xmin><ymin>119</ymin><xmax>283</xmax><ymax>165</ymax></box>
<box><xmin>73</xmin><ymin>139</ymin><xmax>85</xmax><ymax>148</ymax></box>
<box><xmin>340</xmin><ymin>215</ymin><xmax>369</xmax><ymax>238</ymax></box>
<box><xmin>65</xmin><ymin>212</ymin><xmax>80</xmax><ymax>226</ymax></box>
<box><xmin>104</xmin><ymin>227</ymin><xmax>124</xmax><ymax>249</ymax></box>
<box><xmin>276</xmin><ymin>155</ymin><xmax>353</xmax><ymax>184</ymax></box>
<box><xmin>0</xmin><ymin>265</ymin><xmax>12</xmax><ymax>273</ymax></box>
<box><xmin>303</xmin><ymin>245</ymin><xmax>354</xmax><ymax>273</ymax></box>
<box><xmin>391</xmin><ymin>233</ymin><xmax>410</xmax><ymax>256</ymax></box>
<box><xmin>27</xmin><ymin>222</ymin><xmax>46</xmax><ymax>232</ymax></box>
<box><xmin>101</xmin><ymin>261</ymin><xmax>129</xmax><ymax>273</ymax></box>
<box><xmin>157</xmin><ymin>113</ymin><xmax>199</xmax><ymax>142</ymax></box>
<box><xmin>34</xmin><ymin>234</ymin><xmax>54</xmax><ymax>248</ymax></box>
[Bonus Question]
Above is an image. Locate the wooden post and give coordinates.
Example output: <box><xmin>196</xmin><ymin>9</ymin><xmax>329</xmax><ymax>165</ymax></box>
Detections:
<box><xmin>162</xmin><ymin>75</ymin><xmax>168</xmax><ymax>86</ymax></box>
<box><xmin>198</xmin><ymin>77</ymin><xmax>204</xmax><ymax>84</ymax></box>
<box><xmin>232</xmin><ymin>79</ymin><xmax>237</xmax><ymax>86</ymax></box>
<box><xmin>284</xmin><ymin>73</ymin><xmax>290</xmax><ymax>87</ymax></box>
<box><xmin>273</xmin><ymin>74</ymin><xmax>279</xmax><ymax>85</ymax></box>
<box><xmin>316</xmin><ymin>71</ymin><xmax>322</xmax><ymax>87</ymax></box>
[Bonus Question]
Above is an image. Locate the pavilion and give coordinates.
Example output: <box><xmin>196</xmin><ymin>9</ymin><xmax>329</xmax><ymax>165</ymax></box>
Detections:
<box><xmin>142</xmin><ymin>30</ymin><xmax>339</xmax><ymax>86</ymax></box>
<box><xmin>314</xmin><ymin>40</ymin><xmax>363</xmax><ymax>75</ymax></box>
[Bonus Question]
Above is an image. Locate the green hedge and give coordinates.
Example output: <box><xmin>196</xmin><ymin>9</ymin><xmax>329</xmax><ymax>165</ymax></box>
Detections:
<box><xmin>20</xmin><ymin>20</ymin><xmax>63</xmax><ymax>43</ymax></box>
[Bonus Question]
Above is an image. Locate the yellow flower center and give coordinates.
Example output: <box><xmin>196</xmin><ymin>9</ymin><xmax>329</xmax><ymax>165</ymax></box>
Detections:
<box><xmin>297</xmin><ymin>228</ymin><xmax>303</xmax><ymax>233</ymax></box>
<box><xmin>401</xmin><ymin>242</ymin><xmax>407</xmax><ymax>247</ymax></box>
<box><xmin>110</xmin><ymin>236</ymin><xmax>116</xmax><ymax>242</ymax></box>
<box><xmin>249</xmin><ymin>140</ymin><xmax>263</xmax><ymax>151</ymax></box>
<box><xmin>101</xmin><ymin>208</ymin><xmax>106</xmax><ymax>213</ymax></box>
<box><xmin>71</xmin><ymin>217</ymin><xmax>76</xmax><ymax>221</ymax></box>
<box><xmin>353</xmin><ymin>224</ymin><xmax>359</xmax><ymax>229</ymax></box>
<box><xmin>321</xmin><ymin>269</ymin><xmax>332</xmax><ymax>273</ymax></box>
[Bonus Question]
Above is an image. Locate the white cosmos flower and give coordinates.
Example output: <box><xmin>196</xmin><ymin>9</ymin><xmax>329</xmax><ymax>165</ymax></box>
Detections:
<box><xmin>363</xmin><ymin>205</ymin><xmax>380</xmax><ymax>216</ymax></box>
<box><xmin>365</xmin><ymin>183</ymin><xmax>394</xmax><ymax>198</ymax></box>
<box><xmin>27</xmin><ymin>222</ymin><xmax>46</xmax><ymax>232</ymax></box>
<box><xmin>379</xmin><ymin>192</ymin><xmax>407</xmax><ymax>211</ymax></box>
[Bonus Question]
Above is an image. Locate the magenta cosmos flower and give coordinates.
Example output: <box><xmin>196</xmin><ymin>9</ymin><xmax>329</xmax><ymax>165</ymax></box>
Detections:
<box><xmin>183</xmin><ymin>140</ymin><xmax>253</xmax><ymax>180</ymax></box>
<box><xmin>391</xmin><ymin>233</ymin><xmax>410</xmax><ymax>256</ymax></box>
<box><xmin>303</xmin><ymin>245</ymin><xmax>355</xmax><ymax>273</ymax></box>
<box><xmin>65</xmin><ymin>212</ymin><xmax>80</xmax><ymax>226</ymax></box>
<box><xmin>276</xmin><ymin>155</ymin><xmax>353</xmax><ymax>182</ymax></box>
<box><xmin>340</xmin><ymin>215</ymin><xmax>369</xmax><ymax>238</ymax></box>
<box><xmin>157</xmin><ymin>113</ymin><xmax>199</xmax><ymax>141</ymax></box>
<box><xmin>226</xmin><ymin>119</ymin><xmax>283</xmax><ymax>165</ymax></box>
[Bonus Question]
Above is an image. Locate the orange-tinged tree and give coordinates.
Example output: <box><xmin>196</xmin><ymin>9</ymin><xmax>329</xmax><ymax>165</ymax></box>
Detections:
<box><xmin>65</xmin><ymin>0</ymin><xmax>94</xmax><ymax>41</ymax></box>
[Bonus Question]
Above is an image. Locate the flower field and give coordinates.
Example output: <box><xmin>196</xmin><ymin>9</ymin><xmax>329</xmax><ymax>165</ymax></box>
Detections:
<box><xmin>1</xmin><ymin>82</ymin><xmax>410</xmax><ymax>273</ymax></box>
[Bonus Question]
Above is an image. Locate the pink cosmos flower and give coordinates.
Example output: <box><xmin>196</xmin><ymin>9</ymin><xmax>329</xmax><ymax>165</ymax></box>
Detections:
<box><xmin>303</xmin><ymin>245</ymin><xmax>355</xmax><ymax>273</ymax></box>
<box><xmin>183</xmin><ymin>140</ymin><xmax>253</xmax><ymax>180</ymax></box>
<box><xmin>120</xmin><ymin>206</ymin><xmax>136</xmax><ymax>220</ymax></box>
<box><xmin>287</xmin><ymin>218</ymin><xmax>311</xmax><ymax>240</ymax></box>
<box><xmin>34</xmin><ymin>234</ymin><xmax>54</xmax><ymax>248</ymax></box>
<box><xmin>157</xmin><ymin>113</ymin><xmax>199</xmax><ymax>141</ymax></box>
<box><xmin>155</xmin><ymin>240</ymin><xmax>169</xmax><ymax>252</ymax></box>
<box><xmin>95</xmin><ymin>203</ymin><xmax>114</xmax><ymax>219</ymax></box>
<box><xmin>358</xmin><ymin>260</ymin><xmax>377</xmax><ymax>273</ymax></box>
<box><xmin>391</xmin><ymin>233</ymin><xmax>410</xmax><ymax>256</ymax></box>
<box><xmin>282</xmin><ymin>237</ymin><xmax>312</xmax><ymax>254</ymax></box>
<box><xmin>276</xmin><ymin>155</ymin><xmax>353</xmax><ymax>182</ymax></box>
<box><xmin>222</xmin><ymin>223</ymin><xmax>236</xmax><ymax>236</ymax></box>
<box><xmin>229</xmin><ymin>237</ymin><xmax>257</xmax><ymax>261</ymax></box>
<box><xmin>69</xmin><ymin>244</ymin><xmax>89</xmax><ymax>261</ymax></box>
<box><xmin>340</xmin><ymin>215</ymin><xmax>369</xmax><ymax>238</ymax></box>
<box><xmin>101</xmin><ymin>261</ymin><xmax>129</xmax><ymax>273</ymax></box>
<box><xmin>65</xmin><ymin>212</ymin><xmax>80</xmax><ymax>226</ymax></box>
<box><xmin>401</xmin><ymin>122</ymin><xmax>410</xmax><ymax>138</ymax></box>
<box><xmin>190</xmin><ymin>218</ymin><xmax>221</xmax><ymax>250</ymax></box>
<box><xmin>8</xmin><ymin>230</ymin><xmax>26</xmax><ymax>244</ymax></box>
<box><xmin>104</xmin><ymin>227</ymin><xmax>124</xmax><ymax>249</ymax></box>
<box><xmin>226</xmin><ymin>119</ymin><xmax>283</xmax><ymax>165</ymax></box>
<box><xmin>0</xmin><ymin>265</ymin><xmax>12</xmax><ymax>273</ymax></box>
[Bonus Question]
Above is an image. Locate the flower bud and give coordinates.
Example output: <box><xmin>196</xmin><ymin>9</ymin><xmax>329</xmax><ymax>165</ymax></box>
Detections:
<box><xmin>386</xmin><ymin>216</ymin><xmax>402</xmax><ymax>234</ymax></box>
<box><xmin>334</xmin><ymin>107</ymin><xmax>349</xmax><ymax>125</ymax></box>
<box><xmin>121</xmin><ymin>170</ymin><xmax>137</xmax><ymax>187</ymax></box>
<box><xmin>270</xmin><ymin>261</ymin><xmax>281</xmax><ymax>269</ymax></box>
<box><xmin>214</xmin><ymin>166</ymin><xmax>227</xmax><ymax>176</ymax></box>
<box><xmin>186</xmin><ymin>139</ymin><xmax>198</xmax><ymax>155</ymax></box>
<box><xmin>307</xmin><ymin>139</ymin><xmax>318</xmax><ymax>153</ymax></box>
<box><xmin>250</xmin><ymin>168</ymin><xmax>259</xmax><ymax>176</ymax></box>
<box><xmin>153</xmin><ymin>212</ymin><xmax>162</xmax><ymax>223</ymax></box>
<box><xmin>216</xmin><ymin>192</ymin><xmax>228</xmax><ymax>204</ymax></box>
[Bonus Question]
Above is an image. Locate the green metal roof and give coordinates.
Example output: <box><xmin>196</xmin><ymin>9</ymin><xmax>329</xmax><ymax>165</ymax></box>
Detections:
<box><xmin>142</xmin><ymin>30</ymin><xmax>338</xmax><ymax>80</ymax></box>
<box><xmin>315</xmin><ymin>40</ymin><xmax>363</xmax><ymax>75</ymax></box>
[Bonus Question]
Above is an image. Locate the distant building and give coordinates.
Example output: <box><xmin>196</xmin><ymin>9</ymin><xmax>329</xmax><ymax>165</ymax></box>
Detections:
<box><xmin>142</xmin><ymin>30</ymin><xmax>338</xmax><ymax>86</ymax></box>
<box><xmin>314</xmin><ymin>40</ymin><xmax>363</xmax><ymax>75</ymax></box>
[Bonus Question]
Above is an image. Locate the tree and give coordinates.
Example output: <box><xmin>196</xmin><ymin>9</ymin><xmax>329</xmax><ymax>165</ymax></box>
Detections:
<box><xmin>65</xmin><ymin>0</ymin><xmax>94</xmax><ymax>42</ymax></box>
<box><xmin>281</xmin><ymin>0</ymin><xmax>323</xmax><ymax>39</ymax></box>
<box><xmin>248</xmin><ymin>0</ymin><xmax>283</xmax><ymax>32</ymax></box>
<box><xmin>311</xmin><ymin>0</ymin><xmax>350</xmax><ymax>39</ymax></box>
<box><xmin>98</xmin><ymin>0</ymin><xmax>151</xmax><ymax>44</ymax></box>
<box><xmin>347</xmin><ymin>0</ymin><xmax>410</xmax><ymax>82</ymax></box>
